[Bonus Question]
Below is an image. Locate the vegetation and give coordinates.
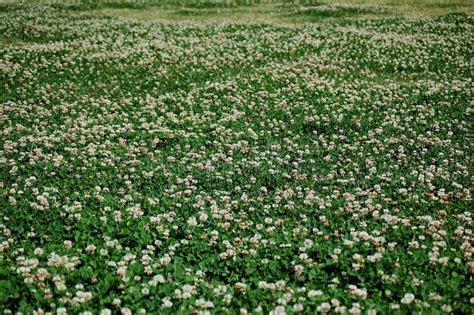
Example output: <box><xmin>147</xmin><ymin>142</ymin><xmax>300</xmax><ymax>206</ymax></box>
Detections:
<box><xmin>0</xmin><ymin>1</ymin><xmax>472</xmax><ymax>314</ymax></box>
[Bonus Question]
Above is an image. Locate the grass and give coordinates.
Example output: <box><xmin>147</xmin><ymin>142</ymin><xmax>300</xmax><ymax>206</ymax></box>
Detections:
<box><xmin>68</xmin><ymin>0</ymin><xmax>474</xmax><ymax>23</ymax></box>
<box><xmin>0</xmin><ymin>1</ymin><xmax>473</xmax><ymax>314</ymax></box>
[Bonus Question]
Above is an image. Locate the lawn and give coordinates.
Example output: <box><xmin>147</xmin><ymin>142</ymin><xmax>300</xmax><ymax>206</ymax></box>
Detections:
<box><xmin>0</xmin><ymin>1</ymin><xmax>472</xmax><ymax>314</ymax></box>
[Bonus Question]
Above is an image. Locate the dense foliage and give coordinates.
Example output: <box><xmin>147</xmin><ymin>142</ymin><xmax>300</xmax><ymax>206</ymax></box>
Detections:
<box><xmin>0</xmin><ymin>2</ymin><xmax>472</xmax><ymax>314</ymax></box>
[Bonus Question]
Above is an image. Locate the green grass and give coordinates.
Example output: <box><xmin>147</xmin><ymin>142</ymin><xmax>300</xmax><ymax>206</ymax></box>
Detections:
<box><xmin>5</xmin><ymin>0</ymin><xmax>472</xmax><ymax>23</ymax></box>
<box><xmin>0</xmin><ymin>1</ymin><xmax>473</xmax><ymax>314</ymax></box>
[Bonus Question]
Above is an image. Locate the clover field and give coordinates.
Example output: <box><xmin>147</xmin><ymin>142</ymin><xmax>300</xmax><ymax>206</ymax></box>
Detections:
<box><xmin>0</xmin><ymin>1</ymin><xmax>473</xmax><ymax>314</ymax></box>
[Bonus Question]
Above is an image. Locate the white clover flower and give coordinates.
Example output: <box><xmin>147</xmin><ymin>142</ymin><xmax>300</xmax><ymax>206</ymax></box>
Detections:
<box><xmin>187</xmin><ymin>216</ymin><xmax>197</xmax><ymax>227</ymax></box>
<box><xmin>199</xmin><ymin>212</ymin><xmax>208</xmax><ymax>222</ymax></box>
<box><xmin>162</xmin><ymin>297</ymin><xmax>173</xmax><ymax>308</ymax></box>
<box><xmin>317</xmin><ymin>302</ymin><xmax>331</xmax><ymax>313</ymax></box>
<box><xmin>269</xmin><ymin>305</ymin><xmax>286</xmax><ymax>315</ymax></box>
<box><xmin>85</xmin><ymin>245</ymin><xmax>96</xmax><ymax>254</ymax></box>
<box><xmin>401</xmin><ymin>293</ymin><xmax>415</xmax><ymax>304</ymax></box>
<box><xmin>348</xmin><ymin>303</ymin><xmax>361</xmax><ymax>315</ymax></box>
<box><xmin>292</xmin><ymin>304</ymin><xmax>304</xmax><ymax>313</ymax></box>
<box><xmin>308</xmin><ymin>290</ymin><xmax>323</xmax><ymax>298</ymax></box>
<box><xmin>441</xmin><ymin>304</ymin><xmax>452</xmax><ymax>313</ymax></box>
<box><xmin>294</xmin><ymin>264</ymin><xmax>304</xmax><ymax>275</ymax></box>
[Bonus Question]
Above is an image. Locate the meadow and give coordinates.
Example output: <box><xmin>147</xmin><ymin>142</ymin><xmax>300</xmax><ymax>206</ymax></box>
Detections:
<box><xmin>0</xmin><ymin>1</ymin><xmax>473</xmax><ymax>314</ymax></box>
